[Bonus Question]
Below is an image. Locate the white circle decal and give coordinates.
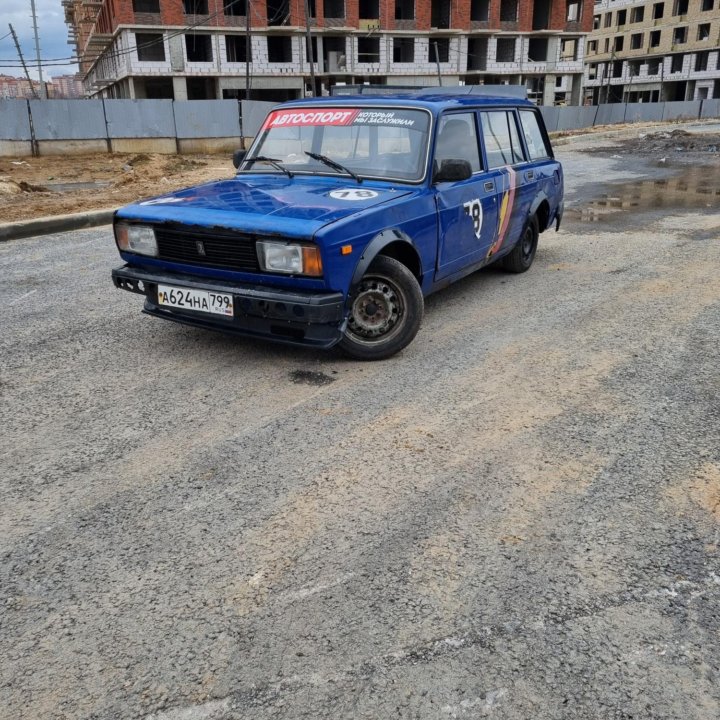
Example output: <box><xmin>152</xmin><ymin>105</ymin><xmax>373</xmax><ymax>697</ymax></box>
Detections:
<box><xmin>329</xmin><ymin>189</ymin><xmax>379</xmax><ymax>201</ymax></box>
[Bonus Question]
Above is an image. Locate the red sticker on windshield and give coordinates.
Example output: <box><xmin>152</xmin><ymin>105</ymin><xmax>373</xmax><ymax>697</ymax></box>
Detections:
<box><xmin>262</xmin><ymin>108</ymin><xmax>360</xmax><ymax>129</ymax></box>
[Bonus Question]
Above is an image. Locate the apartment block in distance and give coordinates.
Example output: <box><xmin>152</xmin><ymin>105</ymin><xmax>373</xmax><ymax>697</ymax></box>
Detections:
<box><xmin>63</xmin><ymin>0</ymin><xmax>593</xmax><ymax>104</ymax></box>
<box><xmin>584</xmin><ymin>0</ymin><xmax>720</xmax><ymax>103</ymax></box>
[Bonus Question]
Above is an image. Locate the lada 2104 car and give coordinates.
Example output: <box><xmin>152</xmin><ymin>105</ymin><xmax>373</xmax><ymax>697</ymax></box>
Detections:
<box><xmin>112</xmin><ymin>91</ymin><xmax>564</xmax><ymax>360</ymax></box>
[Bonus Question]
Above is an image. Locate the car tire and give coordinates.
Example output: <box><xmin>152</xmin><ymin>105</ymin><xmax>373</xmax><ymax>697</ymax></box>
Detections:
<box><xmin>340</xmin><ymin>255</ymin><xmax>424</xmax><ymax>361</ymax></box>
<box><xmin>501</xmin><ymin>215</ymin><xmax>539</xmax><ymax>273</ymax></box>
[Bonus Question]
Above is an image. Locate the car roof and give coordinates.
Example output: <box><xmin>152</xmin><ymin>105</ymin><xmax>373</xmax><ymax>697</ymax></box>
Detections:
<box><xmin>277</xmin><ymin>90</ymin><xmax>535</xmax><ymax>114</ymax></box>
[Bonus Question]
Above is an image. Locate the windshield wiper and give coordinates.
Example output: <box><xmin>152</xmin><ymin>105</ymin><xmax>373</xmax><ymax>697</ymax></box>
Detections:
<box><xmin>304</xmin><ymin>151</ymin><xmax>362</xmax><ymax>183</ymax></box>
<box><xmin>245</xmin><ymin>155</ymin><xmax>294</xmax><ymax>178</ymax></box>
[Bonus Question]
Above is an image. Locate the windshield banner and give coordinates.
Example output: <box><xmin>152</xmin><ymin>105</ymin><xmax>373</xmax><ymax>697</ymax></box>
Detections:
<box><xmin>262</xmin><ymin>108</ymin><xmax>421</xmax><ymax>130</ymax></box>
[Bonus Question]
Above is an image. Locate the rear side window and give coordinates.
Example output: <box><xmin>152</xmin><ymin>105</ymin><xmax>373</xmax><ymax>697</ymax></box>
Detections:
<box><xmin>480</xmin><ymin>111</ymin><xmax>526</xmax><ymax>168</ymax></box>
<box><xmin>435</xmin><ymin>113</ymin><xmax>482</xmax><ymax>172</ymax></box>
<box><xmin>519</xmin><ymin>110</ymin><xmax>552</xmax><ymax>160</ymax></box>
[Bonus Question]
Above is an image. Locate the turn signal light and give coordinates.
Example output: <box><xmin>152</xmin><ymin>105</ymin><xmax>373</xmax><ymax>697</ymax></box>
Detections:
<box><xmin>302</xmin><ymin>246</ymin><xmax>323</xmax><ymax>277</ymax></box>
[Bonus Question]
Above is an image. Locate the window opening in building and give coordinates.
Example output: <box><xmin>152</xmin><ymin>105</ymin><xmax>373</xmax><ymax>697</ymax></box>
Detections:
<box><xmin>393</xmin><ymin>37</ymin><xmax>415</xmax><ymax>62</ymax></box>
<box><xmin>186</xmin><ymin>77</ymin><xmax>216</xmax><ymax>100</ymax></box>
<box><xmin>673</xmin><ymin>0</ymin><xmax>688</xmax><ymax>15</ymax></box>
<box><xmin>528</xmin><ymin>37</ymin><xmax>548</xmax><ymax>61</ymax></box>
<box><xmin>466</xmin><ymin>37</ymin><xmax>488</xmax><ymax>70</ymax></box>
<box><xmin>142</xmin><ymin>78</ymin><xmax>174</xmax><ymax>99</ymax></box>
<box><xmin>555</xmin><ymin>76</ymin><xmax>562</xmax><ymax>87</ymax></box>
<box><xmin>695</xmin><ymin>50</ymin><xmax>709</xmax><ymax>71</ymax></box>
<box><xmin>133</xmin><ymin>0</ymin><xmax>160</xmax><ymax>12</ymax></box>
<box><xmin>566</xmin><ymin>1</ymin><xmax>581</xmax><ymax>22</ymax></box>
<box><xmin>630</xmin><ymin>33</ymin><xmax>643</xmax><ymax>49</ymax></box>
<box><xmin>652</xmin><ymin>2</ymin><xmax>664</xmax><ymax>18</ymax></box>
<box><xmin>226</xmin><ymin>35</ymin><xmax>250</xmax><ymax>62</ymax></box>
<box><xmin>697</xmin><ymin>23</ymin><xmax>710</xmax><ymax>40</ymax></box>
<box><xmin>593</xmin><ymin>14</ymin><xmax>600</xmax><ymax>29</ymax></box>
<box><xmin>496</xmin><ymin>38</ymin><xmax>516</xmax><ymax>62</ymax></box>
<box><xmin>472</xmin><ymin>0</ymin><xmax>491</xmax><ymax>21</ymax></box>
<box><xmin>185</xmin><ymin>33</ymin><xmax>213</xmax><ymax>61</ymax></box>
<box><xmin>673</xmin><ymin>26</ymin><xmax>687</xmax><ymax>43</ymax></box>
<box><xmin>305</xmin><ymin>36</ymin><xmax>318</xmax><ymax>63</ymax></box>
<box><xmin>306</xmin><ymin>0</ymin><xmax>316</xmax><ymax>17</ymax></box>
<box><xmin>630</xmin><ymin>6</ymin><xmax>644</xmax><ymax>22</ymax></box>
<box><xmin>395</xmin><ymin>0</ymin><xmax>414</xmax><ymax>19</ymax></box>
<box><xmin>671</xmin><ymin>54</ymin><xmax>684</xmax><ymax>72</ymax></box>
<box><xmin>617</xmin><ymin>9</ymin><xmax>626</xmax><ymax>24</ymax></box>
<box><xmin>323</xmin><ymin>36</ymin><xmax>346</xmax><ymax>70</ymax></box>
<box><xmin>357</xmin><ymin>37</ymin><xmax>380</xmax><ymax>62</ymax></box>
<box><xmin>224</xmin><ymin>0</ymin><xmax>247</xmax><ymax>16</ymax></box>
<box><xmin>183</xmin><ymin>0</ymin><xmax>208</xmax><ymax>14</ymax></box>
<box><xmin>614</xmin><ymin>35</ymin><xmax>624</xmax><ymax>52</ymax></box>
<box><xmin>431</xmin><ymin>0</ymin><xmax>451</xmax><ymax>27</ymax></box>
<box><xmin>324</xmin><ymin>0</ymin><xmax>344</xmax><ymax>18</ymax></box>
<box><xmin>267</xmin><ymin>0</ymin><xmax>289</xmax><ymax>26</ymax></box>
<box><xmin>701</xmin><ymin>0</ymin><xmax>713</xmax><ymax>10</ymax></box>
<box><xmin>604</xmin><ymin>37</ymin><xmax>609</xmax><ymax>52</ymax></box>
<box><xmin>604</xmin><ymin>12</ymin><xmax>612</xmax><ymax>27</ymax></box>
<box><xmin>532</xmin><ymin>0</ymin><xmax>551</xmax><ymax>29</ymax></box>
<box><xmin>650</xmin><ymin>30</ymin><xmax>661</xmax><ymax>47</ymax></box>
<box><xmin>429</xmin><ymin>38</ymin><xmax>450</xmax><ymax>62</ymax></box>
<box><xmin>587</xmin><ymin>40</ymin><xmax>597</xmax><ymax>53</ymax></box>
<box><xmin>267</xmin><ymin>35</ymin><xmax>292</xmax><ymax>62</ymax></box>
<box><xmin>628</xmin><ymin>61</ymin><xmax>641</xmax><ymax>77</ymax></box>
<box><xmin>500</xmin><ymin>0</ymin><xmax>518</xmax><ymax>22</ymax></box>
<box><xmin>359</xmin><ymin>0</ymin><xmax>379</xmax><ymax>18</ymax></box>
<box><xmin>560</xmin><ymin>37</ymin><xmax>578</xmax><ymax>60</ymax></box>
<box><xmin>647</xmin><ymin>59</ymin><xmax>661</xmax><ymax>74</ymax></box>
<box><xmin>136</xmin><ymin>33</ymin><xmax>165</xmax><ymax>61</ymax></box>
<box><xmin>612</xmin><ymin>60</ymin><xmax>623</xmax><ymax>77</ymax></box>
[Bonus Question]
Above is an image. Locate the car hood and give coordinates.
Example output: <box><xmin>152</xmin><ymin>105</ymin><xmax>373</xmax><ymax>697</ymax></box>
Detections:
<box><xmin>116</xmin><ymin>174</ymin><xmax>416</xmax><ymax>239</ymax></box>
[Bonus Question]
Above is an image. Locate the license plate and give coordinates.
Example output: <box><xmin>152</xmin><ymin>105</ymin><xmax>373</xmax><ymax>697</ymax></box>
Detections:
<box><xmin>157</xmin><ymin>284</ymin><xmax>233</xmax><ymax>317</ymax></box>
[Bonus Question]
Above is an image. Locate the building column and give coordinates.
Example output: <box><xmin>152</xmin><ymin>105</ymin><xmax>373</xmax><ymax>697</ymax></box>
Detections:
<box><xmin>542</xmin><ymin>77</ymin><xmax>556</xmax><ymax>106</ymax></box>
<box><xmin>173</xmin><ymin>77</ymin><xmax>188</xmax><ymax>101</ymax></box>
<box><xmin>128</xmin><ymin>76</ymin><xmax>136</xmax><ymax>99</ymax></box>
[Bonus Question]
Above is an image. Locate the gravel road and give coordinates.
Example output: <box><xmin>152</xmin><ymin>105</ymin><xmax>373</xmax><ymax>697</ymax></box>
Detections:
<box><xmin>1</xmin><ymin>131</ymin><xmax>719</xmax><ymax>720</ymax></box>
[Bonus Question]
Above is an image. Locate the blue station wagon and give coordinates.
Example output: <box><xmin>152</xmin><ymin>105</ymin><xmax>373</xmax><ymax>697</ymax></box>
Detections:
<box><xmin>112</xmin><ymin>90</ymin><xmax>563</xmax><ymax>360</ymax></box>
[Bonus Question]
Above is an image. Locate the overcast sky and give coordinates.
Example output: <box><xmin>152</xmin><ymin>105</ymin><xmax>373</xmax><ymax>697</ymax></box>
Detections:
<box><xmin>0</xmin><ymin>0</ymin><xmax>78</xmax><ymax>80</ymax></box>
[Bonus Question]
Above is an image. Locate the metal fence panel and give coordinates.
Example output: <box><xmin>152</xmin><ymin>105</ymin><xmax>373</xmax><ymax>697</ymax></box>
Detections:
<box><xmin>662</xmin><ymin>101</ymin><xmax>701</xmax><ymax>121</ymax></box>
<box><xmin>0</xmin><ymin>100</ymin><xmax>32</xmax><ymax>140</ymax></box>
<box><xmin>104</xmin><ymin>99</ymin><xmax>176</xmax><ymax>138</ymax></box>
<box><xmin>29</xmin><ymin>99</ymin><xmax>107</xmax><ymax>140</ymax></box>
<box><xmin>556</xmin><ymin>106</ymin><xmax>598</xmax><ymax>131</ymax></box>
<box><xmin>623</xmin><ymin>103</ymin><xmax>666</xmax><ymax>124</ymax></box>
<box><xmin>699</xmin><ymin>99</ymin><xmax>720</xmax><ymax>119</ymax></box>
<box><xmin>241</xmin><ymin>100</ymin><xmax>277</xmax><ymax>136</ymax></box>
<box><xmin>539</xmin><ymin>106</ymin><xmax>560</xmax><ymax>132</ymax></box>
<box><xmin>173</xmin><ymin>100</ymin><xmax>240</xmax><ymax>138</ymax></box>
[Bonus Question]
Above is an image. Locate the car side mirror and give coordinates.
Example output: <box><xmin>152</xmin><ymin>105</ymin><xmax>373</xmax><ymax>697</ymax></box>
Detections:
<box><xmin>232</xmin><ymin>149</ymin><xmax>247</xmax><ymax>169</ymax></box>
<box><xmin>434</xmin><ymin>159</ymin><xmax>472</xmax><ymax>184</ymax></box>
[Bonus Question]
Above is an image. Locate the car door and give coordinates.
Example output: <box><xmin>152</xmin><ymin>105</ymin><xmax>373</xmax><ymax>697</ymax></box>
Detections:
<box><xmin>478</xmin><ymin>109</ymin><xmax>537</xmax><ymax>260</ymax></box>
<box><xmin>433</xmin><ymin>111</ymin><xmax>499</xmax><ymax>281</ymax></box>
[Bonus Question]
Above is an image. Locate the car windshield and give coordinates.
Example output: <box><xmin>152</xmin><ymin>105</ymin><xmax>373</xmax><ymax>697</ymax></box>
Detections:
<box><xmin>242</xmin><ymin>106</ymin><xmax>431</xmax><ymax>182</ymax></box>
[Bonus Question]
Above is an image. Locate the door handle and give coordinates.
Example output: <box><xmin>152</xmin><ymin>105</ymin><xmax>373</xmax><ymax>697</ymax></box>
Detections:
<box><xmin>484</xmin><ymin>181</ymin><xmax>494</xmax><ymax>191</ymax></box>
<box><xmin>525</xmin><ymin>170</ymin><xmax>535</xmax><ymax>181</ymax></box>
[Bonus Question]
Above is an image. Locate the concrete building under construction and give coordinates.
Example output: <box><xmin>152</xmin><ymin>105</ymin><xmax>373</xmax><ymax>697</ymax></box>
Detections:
<box><xmin>63</xmin><ymin>0</ymin><xmax>593</xmax><ymax>104</ymax></box>
<box><xmin>584</xmin><ymin>0</ymin><xmax>720</xmax><ymax>103</ymax></box>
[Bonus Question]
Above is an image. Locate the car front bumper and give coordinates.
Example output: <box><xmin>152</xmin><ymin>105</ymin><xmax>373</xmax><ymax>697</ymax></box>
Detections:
<box><xmin>112</xmin><ymin>265</ymin><xmax>347</xmax><ymax>349</ymax></box>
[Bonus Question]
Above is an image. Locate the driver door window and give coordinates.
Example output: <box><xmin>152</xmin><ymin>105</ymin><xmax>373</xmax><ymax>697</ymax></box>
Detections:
<box><xmin>435</xmin><ymin>113</ymin><xmax>482</xmax><ymax>172</ymax></box>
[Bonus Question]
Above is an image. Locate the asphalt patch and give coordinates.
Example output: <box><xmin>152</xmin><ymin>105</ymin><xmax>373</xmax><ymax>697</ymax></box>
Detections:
<box><xmin>289</xmin><ymin>369</ymin><xmax>336</xmax><ymax>386</ymax></box>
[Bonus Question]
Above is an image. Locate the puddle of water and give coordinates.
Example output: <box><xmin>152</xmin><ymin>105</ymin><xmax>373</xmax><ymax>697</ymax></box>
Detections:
<box><xmin>45</xmin><ymin>181</ymin><xmax>112</xmax><ymax>193</ymax></box>
<box><xmin>566</xmin><ymin>165</ymin><xmax>720</xmax><ymax>223</ymax></box>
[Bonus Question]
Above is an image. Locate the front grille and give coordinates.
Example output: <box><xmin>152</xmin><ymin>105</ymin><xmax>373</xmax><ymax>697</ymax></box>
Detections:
<box><xmin>154</xmin><ymin>225</ymin><xmax>260</xmax><ymax>272</ymax></box>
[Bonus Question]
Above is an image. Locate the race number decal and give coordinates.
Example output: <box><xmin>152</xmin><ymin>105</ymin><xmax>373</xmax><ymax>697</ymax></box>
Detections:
<box><xmin>463</xmin><ymin>198</ymin><xmax>483</xmax><ymax>239</ymax></box>
<box><xmin>329</xmin><ymin>189</ymin><xmax>379</xmax><ymax>201</ymax></box>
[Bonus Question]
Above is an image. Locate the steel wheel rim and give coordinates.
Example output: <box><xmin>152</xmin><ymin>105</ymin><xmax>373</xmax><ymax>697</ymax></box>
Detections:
<box><xmin>347</xmin><ymin>273</ymin><xmax>406</xmax><ymax>345</ymax></box>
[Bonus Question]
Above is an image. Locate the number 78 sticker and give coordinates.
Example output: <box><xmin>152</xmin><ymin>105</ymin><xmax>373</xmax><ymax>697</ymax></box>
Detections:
<box><xmin>463</xmin><ymin>198</ymin><xmax>483</xmax><ymax>239</ymax></box>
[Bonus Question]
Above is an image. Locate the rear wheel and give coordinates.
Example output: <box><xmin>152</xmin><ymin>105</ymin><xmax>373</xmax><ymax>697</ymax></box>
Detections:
<box><xmin>340</xmin><ymin>255</ymin><xmax>423</xmax><ymax>361</ymax></box>
<box><xmin>501</xmin><ymin>215</ymin><xmax>539</xmax><ymax>273</ymax></box>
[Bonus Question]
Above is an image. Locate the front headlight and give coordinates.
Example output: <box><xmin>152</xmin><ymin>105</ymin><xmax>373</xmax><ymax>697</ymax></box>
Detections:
<box><xmin>257</xmin><ymin>241</ymin><xmax>322</xmax><ymax>277</ymax></box>
<box><xmin>114</xmin><ymin>223</ymin><xmax>158</xmax><ymax>257</ymax></box>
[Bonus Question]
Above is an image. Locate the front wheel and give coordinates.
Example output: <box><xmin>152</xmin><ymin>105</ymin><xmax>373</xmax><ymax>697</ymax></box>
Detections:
<box><xmin>501</xmin><ymin>215</ymin><xmax>539</xmax><ymax>273</ymax></box>
<box><xmin>340</xmin><ymin>255</ymin><xmax>424</xmax><ymax>361</ymax></box>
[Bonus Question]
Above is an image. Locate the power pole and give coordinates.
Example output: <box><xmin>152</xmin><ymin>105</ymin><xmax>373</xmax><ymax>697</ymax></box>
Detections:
<box><xmin>9</xmin><ymin>23</ymin><xmax>39</xmax><ymax>99</ymax></box>
<box><xmin>303</xmin><ymin>0</ymin><xmax>316</xmax><ymax>96</ymax></box>
<box><xmin>29</xmin><ymin>0</ymin><xmax>47</xmax><ymax>99</ymax></box>
<box><xmin>433</xmin><ymin>41</ymin><xmax>442</xmax><ymax>86</ymax></box>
